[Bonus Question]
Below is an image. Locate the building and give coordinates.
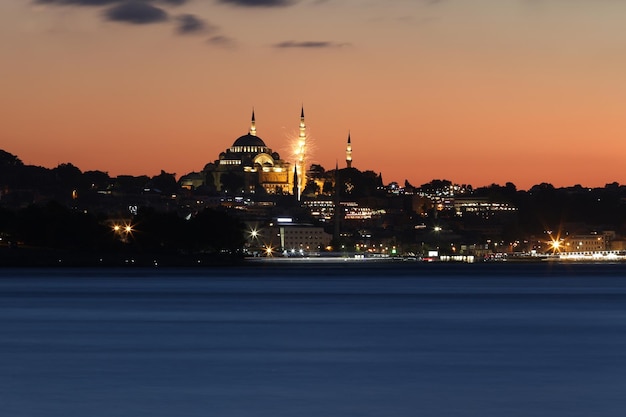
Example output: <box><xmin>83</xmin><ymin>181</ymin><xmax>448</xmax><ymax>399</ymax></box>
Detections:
<box><xmin>267</xmin><ymin>219</ymin><xmax>332</xmax><ymax>254</ymax></box>
<box><xmin>453</xmin><ymin>197</ymin><xmax>517</xmax><ymax>217</ymax></box>
<box><xmin>244</xmin><ymin>218</ymin><xmax>332</xmax><ymax>255</ymax></box>
<box><xmin>202</xmin><ymin>110</ymin><xmax>295</xmax><ymax>195</ymax></box>
<box><xmin>562</xmin><ymin>233</ymin><xmax>607</xmax><ymax>253</ymax></box>
<box><xmin>204</xmin><ymin>110</ymin><xmax>293</xmax><ymax>194</ymax></box>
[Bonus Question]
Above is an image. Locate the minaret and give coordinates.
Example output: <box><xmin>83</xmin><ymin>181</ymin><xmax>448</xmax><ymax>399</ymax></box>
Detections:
<box><xmin>333</xmin><ymin>160</ymin><xmax>341</xmax><ymax>243</ymax></box>
<box><xmin>346</xmin><ymin>131</ymin><xmax>352</xmax><ymax>168</ymax></box>
<box><xmin>297</xmin><ymin>106</ymin><xmax>307</xmax><ymax>199</ymax></box>
<box><xmin>249</xmin><ymin>108</ymin><xmax>257</xmax><ymax>136</ymax></box>
<box><xmin>293</xmin><ymin>163</ymin><xmax>299</xmax><ymax>201</ymax></box>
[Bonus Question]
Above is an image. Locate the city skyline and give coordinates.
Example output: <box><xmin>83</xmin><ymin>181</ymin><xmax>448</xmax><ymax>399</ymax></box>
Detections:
<box><xmin>3</xmin><ymin>0</ymin><xmax>626</xmax><ymax>190</ymax></box>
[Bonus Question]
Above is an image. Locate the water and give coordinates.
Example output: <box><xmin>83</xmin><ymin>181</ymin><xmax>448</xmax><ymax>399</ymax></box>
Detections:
<box><xmin>1</xmin><ymin>262</ymin><xmax>626</xmax><ymax>417</ymax></box>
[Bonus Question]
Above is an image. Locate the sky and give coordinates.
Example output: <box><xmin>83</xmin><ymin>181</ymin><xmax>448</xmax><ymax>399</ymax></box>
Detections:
<box><xmin>2</xmin><ymin>0</ymin><xmax>626</xmax><ymax>190</ymax></box>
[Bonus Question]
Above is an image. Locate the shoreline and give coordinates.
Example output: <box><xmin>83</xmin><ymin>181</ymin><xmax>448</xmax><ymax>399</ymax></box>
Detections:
<box><xmin>2</xmin><ymin>246</ymin><xmax>626</xmax><ymax>268</ymax></box>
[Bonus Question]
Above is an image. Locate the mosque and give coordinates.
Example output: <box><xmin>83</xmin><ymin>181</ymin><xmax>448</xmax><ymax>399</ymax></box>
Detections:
<box><xmin>180</xmin><ymin>108</ymin><xmax>353</xmax><ymax>197</ymax></box>
<box><xmin>205</xmin><ymin>109</ymin><xmax>295</xmax><ymax>195</ymax></box>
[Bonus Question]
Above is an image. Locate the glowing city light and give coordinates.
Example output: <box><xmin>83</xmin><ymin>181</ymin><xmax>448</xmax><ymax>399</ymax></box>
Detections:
<box><xmin>112</xmin><ymin>222</ymin><xmax>135</xmax><ymax>242</ymax></box>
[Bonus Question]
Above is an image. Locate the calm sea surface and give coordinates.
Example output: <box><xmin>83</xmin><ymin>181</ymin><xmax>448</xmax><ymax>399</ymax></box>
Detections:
<box><xmin>1</xmin><ymin>262</ymin><xmax>626</xmax><ymax>417</ymax></box>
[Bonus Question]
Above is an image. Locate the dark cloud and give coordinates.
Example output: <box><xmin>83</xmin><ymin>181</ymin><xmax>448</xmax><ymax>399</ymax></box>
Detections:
<box><xmin>218</xmin><ymin>0</ymin><xmax>295</xmax><ymax>7</ymax></box>
<box><xmin>273</xmin><ymin>40</ymin><xmax>348</xmax><ymax>48</ymax></box>
<box><xmin>36</xmin><ymin>0</ymin><xmax>188</xmax><ymax>6</ymax></box>
<box><xmin>37</xmin><ymin>0</ymin><xmax>234</xmax><ymax>42</ymax></box>
<box><xmin>36</xmin><ymin>0</ymin><xmax>122</xmax><ymax>5</ymax></box>
<box><xmin>208</xmin><ymin>35</ymin><xmax>236</xmax><ymax>47</ymax></box>
<box><xmin>176</xmin><ymin>14</ymin><xmax>210</xmax><ymax>34</ymax></box>
<box><xmin>105</xmin><ymin>1</ymin><xmax>168</xmax><ymax>24</ymax></box>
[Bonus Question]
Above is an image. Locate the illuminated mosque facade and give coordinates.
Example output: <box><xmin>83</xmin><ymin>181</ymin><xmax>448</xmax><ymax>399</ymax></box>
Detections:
<box><xmin>180</xmin><ymin>107</ymin><xmax>354</xmax><ymax>197</ymax></box>
<box><xmin>198</xmin><ymin>110</ymin><xmax>297</xmax><ymax>195</ymax></box>
<box><xmin>203</xmin><ymin>111</ymin><xmax>294</xmax><ymax>194</ymax></box>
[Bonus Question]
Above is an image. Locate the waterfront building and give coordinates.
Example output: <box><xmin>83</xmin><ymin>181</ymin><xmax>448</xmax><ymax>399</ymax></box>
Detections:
<box><xmin>247</xmin><ymin>218</ymin><xmax>332</xmax><ymax>255</ymax></box>
<box><xmin>561</xmin><ymin>233</ymin><xmax>607</xmax><ymax>253</ymax></box>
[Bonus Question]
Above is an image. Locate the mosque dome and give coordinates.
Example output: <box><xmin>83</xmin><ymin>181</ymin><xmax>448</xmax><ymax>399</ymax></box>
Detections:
<box><xmin>232</xmin><ymin>134</ymin><xmax>266</xmax><ymax>148</ymax></box>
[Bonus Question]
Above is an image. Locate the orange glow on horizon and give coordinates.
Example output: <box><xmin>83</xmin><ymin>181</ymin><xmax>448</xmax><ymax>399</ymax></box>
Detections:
<box><xmin>3</xmin><ymin>1</ymin><xmax>626</xmax><ymax>190</ymax></box>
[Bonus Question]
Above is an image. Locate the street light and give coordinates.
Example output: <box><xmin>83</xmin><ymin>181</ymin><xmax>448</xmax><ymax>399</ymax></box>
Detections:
<box><xmin>550</xmin><ymin>239</ymin><xmax>562</xmax><ymax>254</ymax></box>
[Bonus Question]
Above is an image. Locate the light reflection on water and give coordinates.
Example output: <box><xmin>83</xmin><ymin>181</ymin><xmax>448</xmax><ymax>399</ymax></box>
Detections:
<box><xmin>1</xmin><ymin>264</ymin><xmax>626</xmax><ymax>417</ymax></box>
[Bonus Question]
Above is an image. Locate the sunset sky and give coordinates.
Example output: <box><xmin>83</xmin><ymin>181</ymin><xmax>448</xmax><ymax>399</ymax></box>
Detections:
<box><xmin>2</xmin><ymin>0</ymin><xmax>626</xmax><ymax>190</ymax></box>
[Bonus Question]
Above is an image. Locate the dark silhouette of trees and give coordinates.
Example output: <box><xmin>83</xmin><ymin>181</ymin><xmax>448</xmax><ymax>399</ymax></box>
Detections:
<box><xmin>303</xmin><ymin>179</ymin><xmax>320</xmax><ymax>196</ymax></box>
<box><xmin>220</xmin><ymin>172</ymin><xmax>245</xmax><ymax>194</ymax></box>
<box><xmin>83</xmin><ymin>170</ymin><xmax>111</xmax><ymax>189</ymax></box>
<box><xmin>147</xmin><ymin>170</ymin><xmax>178</xmax><ymax>195</ymax></box>
<box><xmin>130</xmin><ymin>206</ymin><xmax>244</xmax><ymax>255</ymax></box>
<box><xmin>308</xmin><ymin>164</ymin><xmax>325</xmax><ymax>176</ymax></box>
<box><xmin>473</xmin><ymin>182</ymin><xmax>518</xmax><ymax>201</ymax></box>
<box><xmin>12</xmin><ymin>201</ymin><xmax>108</xmax><ymax>249</ymax></box>
<box><xmin>53</xmin><ymin>163</ymin><xmax>82</xmax><ymax>184</ymax></box>
<box><xmin>129</xmin><ymin>207</ymin><xmax>186</xmax><ymax>252</ymax></box>
<box><xmin>0</xmin><ymin>202</ymin><xmax>245</xmax><ymax>260</ymax></box>
<box><xmin>332</xmin><ymin>167</ymin><xmax>384</xmax><ymax>198</ymax></box>
<box><xmin>0</xmin><ymin>150</ymin><xmax>23</xmax><ymax>166</ymax></box>
<box><xmin>188</xmin><ymin>208</ymin><xmax>245</xmax><ymax>254</ymax></box>
<box><xmin>419</xmin><ymin>179</ymin><xmax>452</xmax><ymax>193</ymax></box>
<box><xmin>115</xmin><ymin>206</ymin><xmax>244</xmax><ymax>256</ymax></box>
<box><xmin>113</xmin><ymin>175</ymin><xmax>150</xmax><ymax>194</ymax></box>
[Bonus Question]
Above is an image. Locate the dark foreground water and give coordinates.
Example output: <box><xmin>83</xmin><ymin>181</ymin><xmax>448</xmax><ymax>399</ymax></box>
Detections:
<box><xmin>2</xmin><ymin>262</ymin><xmax>626</xmax><ymax>417</ymax></box>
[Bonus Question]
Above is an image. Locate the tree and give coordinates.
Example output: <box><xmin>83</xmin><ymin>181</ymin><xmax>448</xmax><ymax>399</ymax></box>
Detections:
<box><xmin>0</xmin><ymin>150</ymin><xmax>23</xmax><ymax>166</ymax></box>
<box><xmin>13</xmin><ymin>202</ymin><xmax>107</xmax><ymax>249</ymax></box>
<box><xmin>83</xmin><ymin>170</ymin><xmax>111</xmax><ymax>189</ymax></box>
<box><xmin>220</xmin><ymin>172</ymin><xmax>245</xmax><ymax>194</ymax></box>
<box><xmin>308</xmin><ymin>164</ymin><xmax>325</xmax><ymax>177</ymax></box>
<box><xmin>322</xmin><ymin>180</ymin><xmax>334</xmax><ymax>195</ymax></box>
<box><xmin>187</xmin><ymin>208</ymin><xmax>245</xmax><ymax>254</ymax></box>
<box><xmin>52</xmin><ymin>163</ymin><xmax>83</xmax><ymax>189</ymax></box>
<box><xmin>303</xmin><ymin>179</ymin><xmax>320</xmax><ymax>196</ymax></box>
<box><xmin>148</xmin><ymin>170</ymin><xmax>179</xmax><ymax>195</ymax></box>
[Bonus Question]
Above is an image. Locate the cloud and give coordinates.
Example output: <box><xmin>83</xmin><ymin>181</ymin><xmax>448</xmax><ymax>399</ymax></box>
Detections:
<box><xmin>273</xmin><ymin>40</ymin><xmax>349</xmax><ymax>48</ymax></box>
<box><xmin>36</xmin><ymin>0</ymin><xmax>236</xmax><ymax>42</ymax></box>
<box><xmin>208</xmin><ymin>35</ymin><xmax>236</xmax><ymax>47</ymax></box>
<box><xmin>36</xmin><ymin>0</ymin><xmax>122</xmax><ymax>5</ymax></box>
<box><xmin>105</xmin><ymin>1</ymin><xmax>168</xmax><ymax>24</ymax></box>
<box><xmin>217</xmin><ymin>0</ymin><xmax>295</xmax><ymax>7</ymax></box>
<box><xmin>176</xmin><ymin>14</ymin><xmax>211</xmax><ymax>34</ymax></box>
<box><xmin>36</xmin><ymin>0</ymin><xmax>188</xmax><ymax>6</ymax></box>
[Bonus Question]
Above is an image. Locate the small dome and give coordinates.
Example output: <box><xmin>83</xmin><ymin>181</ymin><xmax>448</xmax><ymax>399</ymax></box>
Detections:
<box><xmin>180</xmin><ymin>172</ymin><xmax>204</xmax><ymax>180</ymax></box>
<box><xmin>233</xmin><ymin>134</ymin><xmax>266</xmax><ymax>147</ymax></box>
